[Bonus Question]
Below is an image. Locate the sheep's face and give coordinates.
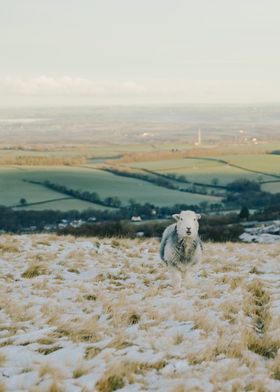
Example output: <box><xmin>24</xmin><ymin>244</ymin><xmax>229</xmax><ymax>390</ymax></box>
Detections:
<box><xmin>172</xmin><ymin>210</ymin><xmax>201</xmax><ymax>239</ymax></box>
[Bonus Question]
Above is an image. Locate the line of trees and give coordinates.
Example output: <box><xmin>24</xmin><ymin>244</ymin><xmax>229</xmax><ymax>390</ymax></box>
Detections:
<box><xmin>102</xmin><ymin>167</ymin><xmax>223</xmax><ymax>197</ymax></box>
<box><xmin>23</xmin><ymin>180</ymin><xmax>122</xmax><ymax>208</ymax></box>
<box><xmin>222</xmin><ymin>178</ymin><xmax>280</xmax><ymax>208</ymax></box>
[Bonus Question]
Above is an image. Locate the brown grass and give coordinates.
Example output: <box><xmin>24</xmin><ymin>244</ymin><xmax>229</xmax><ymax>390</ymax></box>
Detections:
<box><xmin>0</xmin><ymin>382</ymin><xmax>6</xmax><ymax>392</ymax></box>
<box><xmin>269</xmin><ymin>354</ymin><xmax>280</xmax><ymax>380</ymax></box>
<box><xmin>84</xmin><ymin>346</ymin><xmax>101</xmax><ymax>360</ymax></box>
<box><xmin>96</xmin><ymin>360</ymin><xmax>167</xmax><ymax>391</ymax></box>
<box><xmin>0</xmin><ymin>237</ymin><xmax>19</xmax><ymax>253</ymax></box>
<box><xmin>37</xmin><ymin>346</ymin><xmax>62</xmax><ymax>355</ymax></box>
<box><xmin>48</xmin><ymin>382</ymin><xmax>64</xmax><ymax>392</ymax></box>
<box><xmin>55</xmin><ymin>315</ymin><xmax>100</xmax><ymax>343</ymax></box>
<box><xmin>72</xmin><ymin>366</ymin><xmax>90</xmax><ymax>378</ymax></box>
<box><xmin>96</xmin><ymin>375</ymin><xmax>125</xmax><ymax>392</ymax></box>
<box><xmin>0</xmin><ymin>353</ymin><xmax>6</xmax><ymax>365</ymax></box>
<box><xmin>22</xmin><ymin>263</ymin><xmax>48</xmax><ymax>278</ymax></box>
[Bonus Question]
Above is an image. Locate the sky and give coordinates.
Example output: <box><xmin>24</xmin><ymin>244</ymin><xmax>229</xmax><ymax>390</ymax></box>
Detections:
<box><xmin>0</xmin><ymin>0</ymin><xmax>280</xmax><ymax>106</ymax></box>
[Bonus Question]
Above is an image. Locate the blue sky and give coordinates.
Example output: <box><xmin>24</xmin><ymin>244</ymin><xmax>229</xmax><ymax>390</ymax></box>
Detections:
<box><xmin>1</xmin><ymin>0</ymin><xmax>280</xmax><ymax>105</ymax></box>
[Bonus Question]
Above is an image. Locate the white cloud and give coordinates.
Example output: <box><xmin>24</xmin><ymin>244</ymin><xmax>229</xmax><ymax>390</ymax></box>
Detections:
<box><xmin>0</xmin><ymin>76</ymin><xmax>146</xmax><ymax>96</ymax></box>
<box><xmin>0</xmin><ymin>76</ymin><xmax>279</xmax><ymax>104</ymax></box>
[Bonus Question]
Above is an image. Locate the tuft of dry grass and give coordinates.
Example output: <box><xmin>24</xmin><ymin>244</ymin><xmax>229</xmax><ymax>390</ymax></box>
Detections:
<box><xmin>84</xmin><ymin>346</ymin><xmax>101</xmax><ymax>360</ymax></box>
<box><xmin>84</xmin><ymin>294</ymin><xmax>97</xmax><ymax>301</ymax></box>
<box><xmin>48</xmin><ymin>382</ymin><xmax>64</xmax><ymax>392</ymax></box>
<box><xmin>0</xmin><ymin>339</ymin><xmax>14</xmax><ymax>347</ymax></box>
<box><xmin>96</xmin><ymin>360</ymin><xmax>167</xmax><ymax>392</ymax></box>
<box><xmin>22</xmin><ymin>263</ymin><xmax>48</xmax><ymax>278</ymax></box>
<box><xmin>244</xmin><ymin>280</ymin><xmax>271</xmax><ymax>334</ymax></box>
<box><xmin>96</xmin><ymin>375</ymin><xmax>125</xmax><ymax>392</ymax></box>
<box><xmin>39</xmin><ymin>364</ymin><xmax>62</xmax><ymax>378</ymax></box>
<box><xmin>0</xmin><ymin>382</ymin><xmax>6</xmax><ymax>392</ymax></box>
<box><xmin>0</xmin><ymin>237</ymin><xmax>19</xmax><ymax>253</ymax></box>
<box><xmin>220</xmin><ymin>299</ymin><xmax>241</xmax><ymax>323</ymax></box>
<box><xmin>269</xmin><ymin>354</ymin><xmax>280</xmax><ymax>380</ymax></box>
<box><xmin>37</xmin><ymin>346</ymin><xmax>62</xmax><ymax>355</ymax></box>
<box><xmin>242</xmin><ymin>279</ymin><xmax>279</xmax><ymax>359</ymax></box>
<box><xmin>36</xmin><ymin>338</ymin><xmax>56</xmax><ymax>345</ymax></box>
<box><xmin>55</xmin><ymin>315</ymin><xmax>100</xmax><ymax>343</ymax></box>
<box><xmin>0</xmin><ymin>353</ymin><xmax>6</xmax><ymax>365</ymax></box>
<box><xmin>249</xmin><ymin>266</ymin><xmax>263</xmax><ymax>275</ymax></box>
<box><xmin>172</xmin><ymin>385</ymin><xmax>187</xmax><ymax>392</ymax></box>
<box><xmin>246</xmin><ymin>332</ymin><xmax>279</xmax><ymax>359</ymax></box>
<box><xmin>67</xmin><ymin>268</ymin><xmax>80</xmax><ymax>274</ymax></box>
<box><xmin>72</xmin><ymin>366</ymin><xmax>90</xmax><ymax>378</ymax></box>
<box><xmin>173</xmin><ymin>334</ymin><xmax>184</xmax><ymax>345</ymax></box>
<box><xmin>127</xmin><ymin>311</ymin><xmax>141</xmax><ymax>325</ymax></box>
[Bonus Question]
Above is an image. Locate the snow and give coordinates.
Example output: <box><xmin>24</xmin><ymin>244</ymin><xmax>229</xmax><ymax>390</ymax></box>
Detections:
<box><xmin>240</xmin><ymin>220</ymin><xmax>280</xmax><ymax>243</ymax></box>
<box><xmin>0</xmin><ymin>235</ymin><xmax>280</xmax><ymax>391</ymax></box>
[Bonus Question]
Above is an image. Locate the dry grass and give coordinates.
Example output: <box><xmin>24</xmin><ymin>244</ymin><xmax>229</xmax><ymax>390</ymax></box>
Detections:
<box><xmin>72</xmin><ymin>366</ymin><xmax>90</xmax><ymax>379</ymax></box>
<box><xmin>2</xmin><ymin>236</ymin><xmax>280</xmax><ymax>391</ymax></box>
<box><xmin>269</xmin><ymin>354</ymin><xmax>280</xmax><ymax>380</ymax></box>
<box><xmin>84</xmin><ymin>346</ymin><xmax>101</xmax><ymax>360</ymax></box>
<box><xmin>0</xmin><ymin>236</ymin><xmax>20</xmax><ymax>253</ymax></box>
<box><xmin>0</xmin><ymin>353</ymin><xmax>6</xmax><ymax>365</ymax></box>
<box><xmin>54</xmin><ymin>315</ymin><xmax>100</xmax><ymax>343</ymax></box>
<box><xmin>0</xmin><ymin>382</ymin><xmax>6</xmax><ymax>392</ymax></box>
<box><xmin>96</xmin><ymin>375</ymin><xmax>125</xmax><ymax>392</ymax></box>
<box><xmin>37</xmin><ymin>346</ymin><xmax>62</xmax><ymax>355</ymax></box>
<box><xmin>48</xmin><ymin>382</ymin><xmax>64</xmax><ymax>392</ymax></box>
<box><xmin>22</xmin><ymin>262</ymin><xmax>48</xmax><ymax>278</ymax></box>
<box><xmin>96</xmin><ymin>360</ymin><xmax>167</xmax><ymax>391</ymax></box>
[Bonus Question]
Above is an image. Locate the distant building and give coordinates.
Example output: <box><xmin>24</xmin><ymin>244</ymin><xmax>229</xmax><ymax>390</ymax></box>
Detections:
<box><xmin>131</xmin><ymin>216</ymin><xmax>142</xmax><ymax>222</ymax></box>
<box><xmin>70</xmin><ymin>219</ymin><xmax>85</xmax><ymax>228</ymax></box>
<box><xmin>194</xmin><ymin>128</ymin><xmax>202</xmax><ymax>146</ymax></box>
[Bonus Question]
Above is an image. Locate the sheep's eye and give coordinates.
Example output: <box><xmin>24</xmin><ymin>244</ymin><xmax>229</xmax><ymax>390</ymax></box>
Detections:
<box><xmin>180</xmin><ymin>218</ymin><xmax>183</xmax><ymax>220</ymax></box>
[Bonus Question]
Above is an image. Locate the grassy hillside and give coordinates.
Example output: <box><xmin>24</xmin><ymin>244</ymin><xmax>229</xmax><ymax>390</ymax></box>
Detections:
<box><xmin>1</xmin><ymin>235</ymin><xmax>280</xmax><ymax>391</ymax></box>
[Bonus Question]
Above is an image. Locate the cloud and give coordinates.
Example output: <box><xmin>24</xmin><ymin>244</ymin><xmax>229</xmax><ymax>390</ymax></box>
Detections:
<box><xmin>0</xmin><ymin>76</ymin><xmax>146</xmax><ymax>96</ymax></box>
<box><xmin>0</xmin><ymin>76</ymin><xmax>279</xmax><ymax>104</ymax></box>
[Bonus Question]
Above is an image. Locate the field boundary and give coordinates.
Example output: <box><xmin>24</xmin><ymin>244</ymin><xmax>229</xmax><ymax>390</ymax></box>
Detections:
<box><xmin>185</xmin><ymin>156</ymin><xmax>280</xmax><ymax>180</ymax></box>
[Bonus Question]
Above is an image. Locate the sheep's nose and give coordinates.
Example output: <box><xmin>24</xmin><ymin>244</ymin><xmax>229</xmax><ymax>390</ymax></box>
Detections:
<box><xmin>186</xmin><ymin>227</ymin><xmax>191</xmax><ymax>231</ymax></box>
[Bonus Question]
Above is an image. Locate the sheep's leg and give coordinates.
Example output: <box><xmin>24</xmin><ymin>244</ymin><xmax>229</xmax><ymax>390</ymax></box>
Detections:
<box><xmin>169</xmin><ymin>268</ymin><xmax>182</xmax><ymax>290</ymax></box>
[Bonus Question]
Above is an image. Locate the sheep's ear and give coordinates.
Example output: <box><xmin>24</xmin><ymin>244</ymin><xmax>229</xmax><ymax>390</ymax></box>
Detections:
<box><xmin>172</xmin><ymin>214</ymin><xmax>180</xmax><ymax>221</ymax></box>
<box><xmin>196</xmin><ymin>213</ymin><xmax>201</xmax><ymax>220</ymax></box>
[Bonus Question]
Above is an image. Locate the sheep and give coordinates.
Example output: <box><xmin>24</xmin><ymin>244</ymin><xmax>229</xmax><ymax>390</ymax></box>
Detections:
<box><xmin>160</xmin><ymin>210</ymin><xmax>203</xmax><ymax>289</ymax></box>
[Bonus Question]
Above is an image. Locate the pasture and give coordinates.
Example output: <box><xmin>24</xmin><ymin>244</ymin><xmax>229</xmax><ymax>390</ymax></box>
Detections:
<box><xmin>0</xmin><ymin>166</ymin><xmax>220</xmax><ymax>211</ymax></box>
<box><xmin>127</xmin><ymin>154</ymin><xmax>280</xmax><ymax>192</ymax></box>
<box><xmin>1</xmin><ymin>149</ymin><xmax>280</xmax><ymax>212</ymax></box>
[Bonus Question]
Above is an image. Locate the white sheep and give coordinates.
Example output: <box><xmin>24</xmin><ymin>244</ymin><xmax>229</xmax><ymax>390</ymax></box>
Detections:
<box><xmin>160</xmin><ymin>210</ymin><xmax>203</xmax><ymax>288</ymax></box>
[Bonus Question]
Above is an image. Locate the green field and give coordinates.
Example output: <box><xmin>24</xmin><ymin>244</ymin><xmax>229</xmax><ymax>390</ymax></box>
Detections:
<box><xmin>0</xmin><ymin>168</ymin><xmax>110</xmax><ymax>211</ymax></box>
<box><xmin>0</xmin><ymin>166</ymin><xmax>220</xmax><ymax>211</ymax></box>
<box><xmin>127</xmin><ymin>154</ymin><xmax>280</xmax><ymax>192</ymax></box>
<box><xmin>1</xmin><ymin>153</ymin><xmax>280</xmax><ymax>212</ymax></box>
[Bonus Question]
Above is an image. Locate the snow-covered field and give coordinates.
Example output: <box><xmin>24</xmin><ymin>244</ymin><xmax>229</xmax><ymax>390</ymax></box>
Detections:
<box><xmin>1</xmin><ymin>235</ymin><xmax>280</xmax><ymax>392</ymax></box>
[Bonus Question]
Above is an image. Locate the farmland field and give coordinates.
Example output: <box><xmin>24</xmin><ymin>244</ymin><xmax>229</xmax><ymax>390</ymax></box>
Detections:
<box><xmin>1</xmin><ymin>152</ymin><xmax>280</xmax><ymax>212</ymax></box>
<box><xmin>127</xmin><ymin>154</ymin><xmax>280</xmax><ymax>192</ymax></box>
<box><xmin>0</xmin><ymin>166</ymin><xmax>220</xmax><ymax>210</ymax></box>
<box><xmin>1</xmin><ymin>105</ymin><xmax>280</xmax><ymax>211</ymax></box>
<box><xmin>0</xmin><ymin>168</ymin><xmax>110</xmax><ymax>211</ymax></box>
